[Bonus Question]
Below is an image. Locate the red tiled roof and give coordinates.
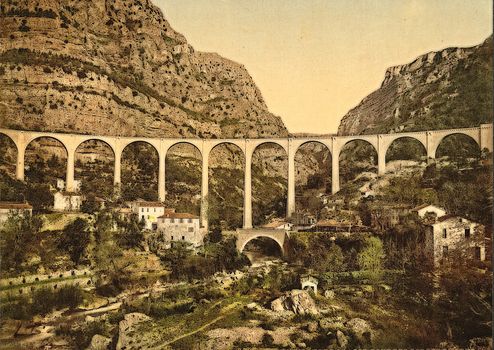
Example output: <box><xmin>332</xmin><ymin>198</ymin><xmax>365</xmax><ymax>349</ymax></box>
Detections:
<box><xmin>159</xmin><ymin>212</ymin><xmax>199</xmax><ymax>219</ymax></box>
<box><xmin>135</xmin><ymin>201</ymin><xmax>165</xmax><ymax>208</ymax></box>
<box><xmin>0</xmin><ymin>202</ymin><xmax>33</xmax><ymax>210</ymax></box>
<box><xmin>262</xmin><ymin>220</ymin><xmax>288</xmax><ymax>228</ymax></box>
<box><xmin>437</xmin><ymin>214</ymin><xmax>460</xmax><ymax>222</ymax></box>
<box><xmin>315</xmin><ymin>219</ymin><xmax>353</xmax><ymax>227</ymax></box>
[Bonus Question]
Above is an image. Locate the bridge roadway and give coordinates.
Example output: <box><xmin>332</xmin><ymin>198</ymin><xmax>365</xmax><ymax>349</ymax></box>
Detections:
<box><xmin>1</xmin><ymin>124</ymin><xmax>492</xmax><ymax>230</ymax></box>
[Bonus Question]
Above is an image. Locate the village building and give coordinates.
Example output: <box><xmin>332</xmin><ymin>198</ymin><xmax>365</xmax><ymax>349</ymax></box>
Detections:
<box><xmin>53</xmin><ymin>192</ymin><xmax>83</xmax><ymax>212</ymax></box>
<box><xmin>262</xmin><ymin>218</ymin><xmax>293</xmax><ymax>230</ymax></box>
<box><xmin>424</xmin><ymin>215</ymin><xmax>485</xmax><ymax>266</ymax></box>
<box><xmin>412</xmin><ymin>204</ymin><xmax>446</xmax><ymax>219</ymax></box>
<box><xmin>300</xmin><ymin>275</ymin><xmax>319</xmax><ymax>295</ymax></box>
<box><xmin>151</xmin><ymin>210</ymin><xmax>203</xmax><ymax>250</ymax></box>
<box><xmin>56</xmin><ymin>178</ymin><xmax>81</xmax><ymax>192</ymax></box>
<box><xmin>292</xmin><ymin>210</ymin><xmax>317</xmax><ymax>227</ymax></box>
<box><xmin>130</xmin><ymin>201</ymin><xmax>166</xmax><ymax>230</ymax></box>
<box><xmin>310</xmin><ymin>219</ymin><xmax>367</xmax><ymax>233</ymax></box>
<box><xmin>370</xmin><ymin>203</ymin><xmax>413</xmax><ymax>231</ymax></box>
<box><xmin>0</xmin><ymin>202</ymin><xmax>33</xmax><ymax>224</ymax></box>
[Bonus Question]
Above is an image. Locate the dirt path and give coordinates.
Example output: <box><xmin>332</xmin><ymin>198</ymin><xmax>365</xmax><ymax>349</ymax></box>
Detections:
<box><xmin>156</xmin><ymin>301</ymin><xmax>242</xmax><ymax>348</ymax></box>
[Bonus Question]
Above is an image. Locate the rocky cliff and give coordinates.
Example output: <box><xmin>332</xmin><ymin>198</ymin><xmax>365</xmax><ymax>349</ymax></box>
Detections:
<box><xmin>0</xmin><ymin>0</ymin><xmax>287</xmax><ymax>138</ymax></box>
<box><xmin>338</xmin><ymin>36</ymin><xmax>493</xmax><ymax>135</ymax></box>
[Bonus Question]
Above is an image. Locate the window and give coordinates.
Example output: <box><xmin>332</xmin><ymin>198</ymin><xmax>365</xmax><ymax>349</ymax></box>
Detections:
<box><xmin>171</xmin><ymin>235</ymin><xmax>174</xmax><ymax>241</ymax></box>
<box><xmin>141</xmin><ymin>215</ymin><xmax>144</xmax><ymax>219</ymax></box>
<box><xmin>442</xmin><ymin>246</ymin><xmax>448</xmax><ymax>256</ymax></box>
<box><xmin>179</xmin><ymin>218</ymin><xmax>183</xmax><ymax>223</ymax></box>
<box><xmin>442</xmin><ymin>228</ymin><xmax>447</xmax><ymax>238</ymax></box>
<box><xmin>188</xmin><ymin>227</ymin><xmax>193</xmax><ymax>232</ymax></box>
<box><xmin>147</xmin><ymin>208</ymin><xmax>149</xmax><ymax>212</ymax></box>
<box><xmin>182</xmin><ymin>236</ymin><xmax>185</xmax><ymax>240</ymax></box>
<box><xmin>465</xmin><ymin>228</ymin><xmax>471</xmax><ymax>238</ymax></box>
<box><xmin>474</xmin><ymin>246</ymin><xmax>482</xmax><ymax>260</ymax></box>
<box><xmin>170</xmin><ymin>218</ymin><xmax>174</xmax><ymax>223</ymax></box>
<box><xmin>188</xmin><ymin>218</ymin><xmax>192</xmax><ymax>223</ymax></box>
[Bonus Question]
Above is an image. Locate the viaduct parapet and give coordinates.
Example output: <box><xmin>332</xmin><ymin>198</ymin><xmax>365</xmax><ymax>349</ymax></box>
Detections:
<box><xmin>1</xmin><ymin>124</ymin><xmax>492</xmax><ymax>230</ymax></box>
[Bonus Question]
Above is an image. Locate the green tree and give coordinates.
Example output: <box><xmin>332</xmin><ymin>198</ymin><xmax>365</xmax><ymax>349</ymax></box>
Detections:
<box><xmin>357</xmin><ymin>236</ymin><xmax>385</xmax><ymax>282</ymax></box>
<box><xmin>59</xmin><ymin>218</ymin><xmax>90</xmax><ymax>265</ymax></box>
<box><xmin>0</xmin><ymin>212</ymin><xmax>42</xmax><ymax>272</ymax></box>
<box><xmin>120</xmin><ymin>213</ymin><xmax>144</xmax><ymax>248</ymax></box>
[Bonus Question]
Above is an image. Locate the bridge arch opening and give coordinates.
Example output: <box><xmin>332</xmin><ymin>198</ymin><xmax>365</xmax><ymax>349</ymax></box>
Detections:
<box><xmin>241</xmin><ymin>236</ymin><xmax>284</xmax><ymax>262</ymax></box>
<box><xmin>75</xmin><ymin>140</ymin><xmax>115</xmax><ymax>200</ymax></box>
<box><xmin>0</xmin><ymin>133</ymin><xmax>17</xmax><ymax>178</ymax></box>
<box><xmin>295</xmin><ymin>141</ymin><xmax>331</xmax><ymax>219</ymax></box>
<box><xmin>165</xmin><ymin>142</ymin><xmax>202</xmax><ymax>216</ymax></box>
<box><xmin>435</xmin><ymin>133</ymin><xmax>481</xmax><ymax>161</ymax></box>
<box><xmin>252</xmin><ymin>142</ymin><xmax>288</xmax><ymax>227</ymax></box>
<box><xmin>339</xmin><ymin>140</ymin><xmax>378</xmax><ymax>189</ymax></box>
<box><xmin>385</xmin><ymin>137</ymin><xmax>427</xmax><ymax>172</ymax></box>
<box><xmin>121</xmin><ymin>141</ymin><xmax>159</xmax><ymax>201</ymax></box>
<box><xmin>25</xmin><ymin>136</ymin><xmax>68</xmax><ymax>187</ymax></box>
<box><xmin>208</xmin><ymin>143</ymin><xmax>245</xmax><ymax>230</ymax></box>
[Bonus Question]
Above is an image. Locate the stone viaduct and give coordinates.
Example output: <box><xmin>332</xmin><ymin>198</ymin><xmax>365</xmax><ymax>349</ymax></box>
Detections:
<box><xmin>1</xmin><ymin>124</ymin><xmax>492</xmax><ymax>231</ymax></box>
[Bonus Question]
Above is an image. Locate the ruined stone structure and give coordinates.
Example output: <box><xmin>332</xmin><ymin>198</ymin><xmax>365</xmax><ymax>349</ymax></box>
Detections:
<box><xmin>1</xmin><ymin>124</ymin><xmax>492</xmax><ymax>231</ymax></box>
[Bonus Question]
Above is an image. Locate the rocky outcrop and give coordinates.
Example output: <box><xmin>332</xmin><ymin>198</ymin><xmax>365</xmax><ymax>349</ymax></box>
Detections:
<box><xmin>115</xmin><ymin>312</ymin><xmax>152</xmax><ymax>350</ymax></box>
<box><xmin>338</xmin><ymin>35</ymin><xmax>493</xmax><ymax>135</ymax></box>
<box><xmin>86</xmin><ymin>334</ymin><xmax>111</xmax><ymax>350</ymax></box>
<box><xmin>270</xmin><ymin>289</ymin><xmax>318</xmax><ymax>315</ymax></box>
<box><xmin>346</xmin><ymin>317</ymin><xmax>373</xmax><ymax>346</ymax></box>
<box><xmin>0</xmin><ymin>0</ymin><xmax>287</xmax><ymax>139</ymax></box>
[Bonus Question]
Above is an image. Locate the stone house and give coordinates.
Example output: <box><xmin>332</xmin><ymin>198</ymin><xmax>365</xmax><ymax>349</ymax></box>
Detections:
<box><xmin>0</xmin><ymin>202</ymin><xmax>33</xmax><ymax>224</ymax></box>
<box><xmin>56</xmin><ymin>178</ymin><xmax>81</xmax><ymax>192</ymax></box>
<box><xmin>370</xmin><ymin>204</ymin><xmax>413</xmax><ymax>231</ymax></box>
<box><xmin>130</xmin><ymin>201</ymin><xmax>166</xmax><ymax>230</ymax></box>
<box><xmin>425</xmin><ymin>215</ymin><xmax>485</xmax><ymax>266</ymax></box>
<box><xmin>412</xmin><ymin>204</ymin><xmax>446</xmax><ymax>220</ymax></box>
<box><xmin>262</xmin><ymin>219</ymin><xmax>293</xmax><ymax>230</ymax></box>
<box><xmin>292</xmin><ymin>211</ymin><xmax>317</xmax><ymax>227</ymax></box>
<box><xmin>152</xmin><ymin>210</ymin><xmax>203</xmax><ymax>250</ymax></box>
<box><xmin>312</xmin><ymin>219</ymin><xmax>367</xmax><ymax>233</ymax></box>
<box><xmin>300</xmin><ymin>275</ymin><xmax>319</xmax><ymax>295</ymax></box>
<box><xmin>53</xmin><ymin>192</ymin><xmax>83</xmax><ymax>212</ymax></box>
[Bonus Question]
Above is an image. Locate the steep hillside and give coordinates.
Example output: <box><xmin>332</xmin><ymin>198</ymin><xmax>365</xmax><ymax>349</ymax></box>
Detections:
<box><xmin>338</xmin><ymin>36</ymin><xmax>493</xmax><ymax>135</ymax></box>
<box><xmin>0</xmin><ymin>0</ymin><xmax>287</xmax><ymax>138</ymax></box>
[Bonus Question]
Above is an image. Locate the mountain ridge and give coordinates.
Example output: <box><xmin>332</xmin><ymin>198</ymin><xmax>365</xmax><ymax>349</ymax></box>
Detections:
<box><xmin>0</xmin><ymin>0</ymin><xmax>288</xmax><ymax>138</ymax></box>
<box><xmin>338</xmin><ymin>35</ymin><xmax>493</xmax><ymax>136</ymax></box>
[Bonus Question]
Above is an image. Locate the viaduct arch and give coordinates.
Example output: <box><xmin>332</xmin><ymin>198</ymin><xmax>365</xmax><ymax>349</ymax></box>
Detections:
<box><xmin>1</xmin><ymin>123</ymin><xmax>492</xmax><ymax>230</ymax></box>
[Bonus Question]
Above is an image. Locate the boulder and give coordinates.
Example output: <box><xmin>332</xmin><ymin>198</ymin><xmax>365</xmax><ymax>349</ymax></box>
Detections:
<box><xmin>116</xmin><ymin>313</ymin><xmax>152</xmax><ymax>350</ymax></box>
<box><xmin>270</xmin><ymin>290</ymin><xmax>318</xmax><ymax>315</ymax></box>
<box><xmin>324</xmin><ymin>290</ymin><xmax>335</xmax><ymax>299</ymax></box>
<box><xmin>346</xmin><ymin>318</ymin><xmax>373</xmax><ymax>345</ymax></box>
<box><xmin>86</xmin><ymin>334</ymin><xmax>111</xmax><ymax>350</ymax></box>
<box><xmin>336</xmin><ymin>330</ymin><xmax>348</xmax><ymax>348</ymax></box>
<box><xmin>306</xmin><ymin>321</ymin><xmax>318</xmax><ymax>333</ymax></box>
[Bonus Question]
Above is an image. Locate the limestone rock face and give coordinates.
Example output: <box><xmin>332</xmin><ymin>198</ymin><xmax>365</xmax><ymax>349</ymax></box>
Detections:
<box><xmin>0</xmin><ymin>0</ymin><xmax>288</xmax><ymax>139</ymax></box>
<box><xmin>116</xmin><ymin>312</ymin><xmax>152</xmax><ymax>350</ymax></box>
<box><xmin>86</xmin><ymin>334</ymin><xmax>111</xmax><ymax>350</ymax></box>
<box><xmin>338</xmin><ymin>36</ymin><xmax>492</xmax><ymax>136</ymax></box>
<box><xmin>270</xmin><ymin>289</ymin><xmax>318</xmax><ymax>315</ymax></box>
<box><xmin>346</xmin><ymin>318</ymin><xmax>373</xmax><ymax>345</ymax></box>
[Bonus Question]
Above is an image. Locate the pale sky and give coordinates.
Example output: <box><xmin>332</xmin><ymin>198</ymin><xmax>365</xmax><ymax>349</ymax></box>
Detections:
<box><xmin>156</xmin><ymin>0</ymin><xmax>492</xmax><ymax>134</ymax></box>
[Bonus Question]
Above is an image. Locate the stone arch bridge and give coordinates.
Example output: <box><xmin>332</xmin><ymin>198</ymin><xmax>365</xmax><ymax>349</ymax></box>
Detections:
<box><xmin>235</xmin><ymin>229</ymin><xmax>289</xmax><ymax>256</ymax></box>
<box><xmin>1</xmin><ymin>124</ymin><xmax>492</xmax><ymax>230</ymax></box>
